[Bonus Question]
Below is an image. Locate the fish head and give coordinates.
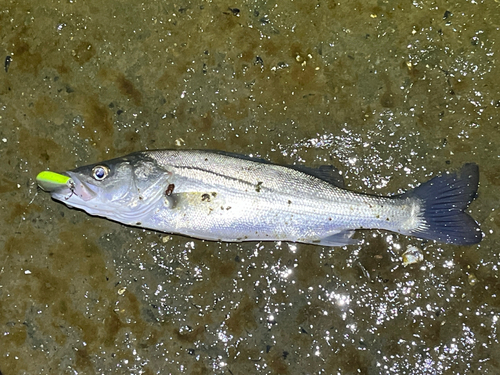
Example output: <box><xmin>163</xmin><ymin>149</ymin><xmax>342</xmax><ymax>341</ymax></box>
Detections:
<box><xmin>37</xmin><ymin>154</ymin><xmax>171</xmax><ymax>223</ymax></box>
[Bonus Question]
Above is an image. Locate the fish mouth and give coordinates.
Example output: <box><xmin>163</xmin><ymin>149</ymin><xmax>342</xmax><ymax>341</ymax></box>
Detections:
<box><xmin>36</xmin><ymin>171</ymin><xmax>97</xmax><ymax>202</ymax></box>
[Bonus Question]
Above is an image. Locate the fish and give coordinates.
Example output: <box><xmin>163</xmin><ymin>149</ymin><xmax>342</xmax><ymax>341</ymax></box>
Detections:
<box><xmin>36</xmin><ymin>150</ymin><xmax>482</xmax><ymax>246</ymax></box>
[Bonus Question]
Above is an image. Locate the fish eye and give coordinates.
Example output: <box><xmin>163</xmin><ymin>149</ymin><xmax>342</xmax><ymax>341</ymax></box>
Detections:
<box><xmin>92</xmin><ymin>165</ymin><xmax>109</xmax><ymax>181</ymax></box>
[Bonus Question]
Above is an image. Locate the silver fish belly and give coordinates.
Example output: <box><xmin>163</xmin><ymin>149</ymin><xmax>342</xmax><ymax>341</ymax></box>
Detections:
<box><xmin>36</xmin><ymin>150</ymin><xmax>481</xmax><ymax>246</ymax></box>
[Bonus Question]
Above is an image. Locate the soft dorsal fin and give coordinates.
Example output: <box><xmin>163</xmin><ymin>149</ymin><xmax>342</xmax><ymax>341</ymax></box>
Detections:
<box><xmin>288</xmin><ymin>164</ymin><xmax>344</xmax><ymax>188</ymax></box>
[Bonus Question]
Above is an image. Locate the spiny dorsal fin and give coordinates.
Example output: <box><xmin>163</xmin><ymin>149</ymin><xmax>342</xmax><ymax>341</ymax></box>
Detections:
<box><xmin>212</xmin><ymin>150</ymin><xmax>345</xmax><ymax>187</ymax></box>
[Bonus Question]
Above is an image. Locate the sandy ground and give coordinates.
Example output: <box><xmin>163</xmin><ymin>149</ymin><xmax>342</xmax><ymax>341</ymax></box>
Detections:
<box><xmin>0</xmin><ymin>0</ymin><xmax>499</xmax><ymax>373</ymax></box>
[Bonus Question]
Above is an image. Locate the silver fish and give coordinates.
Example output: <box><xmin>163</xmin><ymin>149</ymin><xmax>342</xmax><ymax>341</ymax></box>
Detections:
<box><xmin>36</xmin><ymin>150</ymin><xmax>481</xmax><ymax>246</ymax></box>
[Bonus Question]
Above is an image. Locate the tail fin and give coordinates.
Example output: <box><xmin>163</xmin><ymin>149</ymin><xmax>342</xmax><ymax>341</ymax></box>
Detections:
<box><xmin>404</xmin><ymin>163</ymin><xmax>482</xmax><ymax>245</ymax></box>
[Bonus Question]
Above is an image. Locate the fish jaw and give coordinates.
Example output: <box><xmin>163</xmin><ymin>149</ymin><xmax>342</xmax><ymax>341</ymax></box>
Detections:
<box><xmin>66</xmin><ymin>171</ymin><xmax>100</xmax><ymax>201</ymax></box>
<box><xmin>51</xmin><ymin>171</ymin><xmax>98</xmax><ymax>202</ymax></box>
<box><xmin>37</xmin><ymin>171</ymin><xmax>103</xmax><ymax>213</ymax></box>
<box><xmin>36</xmin><ymin>170</ymin><xmax>97</xmax><ymax>201</ymax></box>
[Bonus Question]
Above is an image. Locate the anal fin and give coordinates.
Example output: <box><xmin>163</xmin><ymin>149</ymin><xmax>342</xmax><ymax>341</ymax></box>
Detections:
<box><xmin>303</xmin><ymin>230</ymin><xmax>360</xmax><ymax>247</ymax></box>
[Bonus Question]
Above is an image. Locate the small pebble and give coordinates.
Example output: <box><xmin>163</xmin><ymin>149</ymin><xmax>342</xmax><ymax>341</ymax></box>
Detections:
<box><xmin>402</xmin><ymin>245</ymin><xmax>424</xmax><ymax>266</ymax></box>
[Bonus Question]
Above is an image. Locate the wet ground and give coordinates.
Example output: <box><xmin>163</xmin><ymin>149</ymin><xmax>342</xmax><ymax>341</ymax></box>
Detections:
<box><xmin>1</xmin><ymin>0</ymin><xmax>499</xmax><ymax>373</ymax></box>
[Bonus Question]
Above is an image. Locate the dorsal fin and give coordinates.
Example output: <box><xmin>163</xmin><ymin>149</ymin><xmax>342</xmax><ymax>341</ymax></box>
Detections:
<box><xmin>212</xmin><ymin>150</ymin><xmax>271</xmax><ymax>164</ymax></box>
<box><xmin>212</xmin><ymin>150</ymin><xmax>344</xmax><ymax>187</ymax></box>
<box><xmin>288</xmin><ymin>164</ymin><xmax>344</xmax><ymax>188</ymax></box>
